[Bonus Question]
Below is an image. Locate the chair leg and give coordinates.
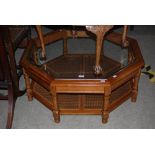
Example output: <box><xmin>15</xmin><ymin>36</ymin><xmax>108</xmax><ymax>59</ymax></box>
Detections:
<box><xmin>122</xmin><ymin>25</ymin><xmax>129</xmax><ymax>47</ymax></box>
<box><xmin>27</xmin><ymin>26</ymin><xmax>31</xmax><ymax>40</ymax></box>
<box><xmin>36</xmin><ymin>25</ymin><xmax>46</xmax><ymax>59</ymax></box>
<box><xmin>63</xmin><ymin>31</ymin><xmax>68</xmax><ymax>55</ymax></box>
<box><xmin>6</xmin><ymin>84</ymin><xmax>16</xmax><ymax>129</ymax></box>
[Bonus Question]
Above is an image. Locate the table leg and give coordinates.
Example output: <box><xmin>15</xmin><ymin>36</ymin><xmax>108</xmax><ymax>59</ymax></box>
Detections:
<box><xmin>131</xmin><ymin>70</ymin><xmax>141</xmax><ymax>102</ymax></box>
<box><xmin>51</xmin><ymin>86</ymin><xmax>60</xmax><ymax>123</ymax></box>
<box><xmin>102</xmin><ymin>86</ymin><xmax>111</xmax><ymax>123</ymax></box>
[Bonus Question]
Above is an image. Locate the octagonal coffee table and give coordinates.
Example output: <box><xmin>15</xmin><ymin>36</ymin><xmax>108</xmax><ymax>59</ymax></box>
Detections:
<box><xmin>20</xmin><ymin>26</ymin><xmax>144</xmax><ymax>123</ymax></box>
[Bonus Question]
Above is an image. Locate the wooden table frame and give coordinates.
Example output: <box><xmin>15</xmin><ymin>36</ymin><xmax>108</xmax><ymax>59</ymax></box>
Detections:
<box><xmin>20</xmin><ymin>27</ymin><xmax>144</xmax><ymax>124</ymax></box>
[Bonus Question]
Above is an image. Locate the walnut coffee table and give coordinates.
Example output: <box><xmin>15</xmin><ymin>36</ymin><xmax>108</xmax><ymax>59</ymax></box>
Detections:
<box><xmin>20</xmin><ymin>26</ymin><xmax>144</xmax><ymax>123</ymax></box>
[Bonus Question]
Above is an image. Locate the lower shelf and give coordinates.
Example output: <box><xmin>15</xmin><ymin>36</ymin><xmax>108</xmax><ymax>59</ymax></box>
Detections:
<box><xmin>32</xmin><ymin>81</ymin><xmax>132</xmax><ymax>115</ymax></box>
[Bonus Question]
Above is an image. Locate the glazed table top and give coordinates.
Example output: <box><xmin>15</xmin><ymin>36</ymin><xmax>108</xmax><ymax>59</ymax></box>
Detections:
<box><xmin>25</xmin><ymin>32</ymin><xmax>133</xmax><ymax>80</ymax></box>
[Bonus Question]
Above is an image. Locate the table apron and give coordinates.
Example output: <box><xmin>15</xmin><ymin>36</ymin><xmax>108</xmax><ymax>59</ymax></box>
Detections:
<box><xmin>55</xmin><ymin>85</ymin><xmax>105</xmax><ymax>94</ymax></box>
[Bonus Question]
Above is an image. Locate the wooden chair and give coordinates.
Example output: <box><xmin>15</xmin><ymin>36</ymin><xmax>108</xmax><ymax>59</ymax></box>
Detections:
<box><xmin>35</xmin><ymin>25</ymin><xmax>128</xmax><ymax>75</ymax></box>
<box><xmin>0</xmin><ymin>26</ymin><xmax>31</xmax><ymax>128</ymax></box>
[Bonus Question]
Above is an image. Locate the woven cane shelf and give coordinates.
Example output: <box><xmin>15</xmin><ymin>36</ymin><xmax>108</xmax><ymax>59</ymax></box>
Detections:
<box><xmin>32</xmin><ymin>80</ymin><xmax>131</xmax><ymax>114</ymax></box>
<box><xmin>20</xmin><ymin>26</ymin><xmax>144</xmax><ymax>124</ymax></box>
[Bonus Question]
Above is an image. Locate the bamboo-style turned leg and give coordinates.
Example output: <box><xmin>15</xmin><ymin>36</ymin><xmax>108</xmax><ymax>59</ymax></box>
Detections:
<box><xmin>102</xmin><ymin>86</ymin><xmax>111</xmax><ymax>123</ymax></box>
<box><xmin>102</xmin><ymin>95</ymin><xmax>110</xmax><ymax>123</ymax></box>
<box><xmin>23</xmin><ymin>69</ymin><xmax>33</xmax><ymax>101</ymax></box>
<box><xmin>53</xmin><ymin>110</ymin><xmax>60</xmax><ymax>123</ymax></box>
<box><xmin>86</xmin><ymin>25</ymin><xmax>113</xmax><ymax>75</ymax></box>
<box><xmin>131</xmin><ymin>70</ymin><xmax>141</xmax><ymax>102</ymax></box>
<box><xmin>36</xmin><ymin>25</ymin><xmax>46</xmax><ymax>59</ymax></box>
<box><xmin>51</xmin><ymin>86</ymin><xmax>60</xmax><ymax>123</ymax></box>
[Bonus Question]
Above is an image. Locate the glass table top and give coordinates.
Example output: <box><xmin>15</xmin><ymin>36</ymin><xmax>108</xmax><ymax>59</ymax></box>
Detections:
<box><xmin>25</xmin><ymin>34</ymin><xmax>135</xmax><ymax>80</ymax></box>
